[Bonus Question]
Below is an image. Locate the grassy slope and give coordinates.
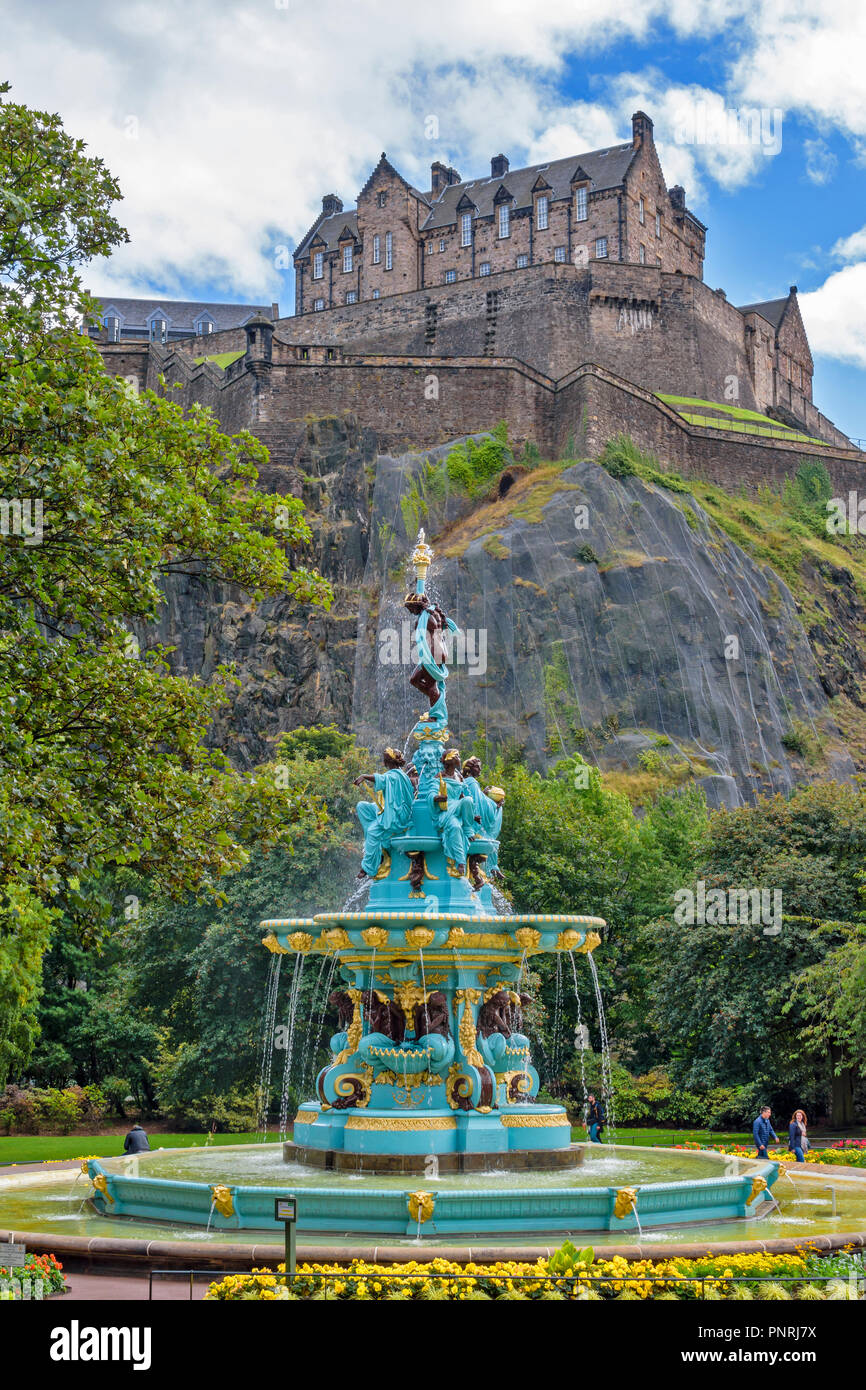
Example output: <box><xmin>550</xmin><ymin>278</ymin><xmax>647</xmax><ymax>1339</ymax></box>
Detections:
<box><xmin>0</xmin><ymin>1133</ymin><xmax>267</xmax><ymax>1164</ymax></box>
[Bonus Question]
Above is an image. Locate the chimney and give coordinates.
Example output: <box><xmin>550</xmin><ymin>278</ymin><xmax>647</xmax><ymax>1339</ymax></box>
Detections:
<box><xmin>271</xmin><ymin>302</ymin><xmax>280</xmax><ymax>320</ymax></box>
<box><xmin>669</xmin><ymin>184</ymin><xmax>686</xmax><ymax>213</ymax></box>
<box><xmin>321</xmin><ymin>193</ymin><xmax>343</xmax><ymax>218</ymax></box>
<box><xmin>447</xmin><ymin>166</ymin><xmax>461</xmax><ymax>186</ymax></box>
<box><xmin>632</xmin><ymin>110</ymin><xmax>654</xmax><ymax>147</ymax></box>
<box><xmin>430</xmin><ymin>160</ymin><xmax>449</xmax><ymax>196</ymax></box>
<box><xmin>491</xmin><ymin>153</ymin><xmax>509</xmax><ymax>178</ymax></box>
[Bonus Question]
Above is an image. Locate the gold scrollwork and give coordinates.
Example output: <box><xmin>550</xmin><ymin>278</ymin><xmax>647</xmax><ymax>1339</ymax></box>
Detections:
<box><xmin>333</xmin><ymin>1066</ymin><xmax>373</xmax><ymax>1108</ymax></box>
<box><xmin>211</xmin><ymin>1184</ymin><xmax>235</xmax><ymax>1218</ymax></box>
<box><xmin>373</xmin><ymin>851</ymin><xmax>391</xmax><ymax>880</ymax></box>
<box><xmin>613</xmin><ymin>1186</ymin><xmax>638</xmax><ymax>1220</ymax></box>
<box><xmin>445</xmin><ymin>1063</ymin><xmax>474</xmax><ymax>1110</ymax></box>
<box><xmin>408</xmin><ymin>1190</ymin><xmax>435</xmax><ymax>1224</ymax></box>
<box><xmin>344</xmin><ymin>1115</ymin><xmax>456</xmax><ymax>1131</ymax></box>
<box><xmin>333</xmin><ymin>986</ymin><xmax>365</xmax><ymax>1062</ymax></box>
<box><xmin>500</xmin><ymin>1113</ymin><xmax>566</xmax><ymax>1127</ymax></box>
<box><xmin>454</xmin><ymin>988</ymin><xmax>484</xmax><ymax>1067</ymax></box>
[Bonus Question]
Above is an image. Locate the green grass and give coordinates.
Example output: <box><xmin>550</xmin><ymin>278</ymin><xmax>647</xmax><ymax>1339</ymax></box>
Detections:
<box><xmin>192</xmin><ymin>350</ymin><xmax>245</xmax><ymax>369</ymax></box>
<box><xmin>0</xmin><ymin>1133</ymin><xmax>269</xmax><ymax>1165</ymax></box>
<box><xmin>655</xmin><ymin>394</ymin><xmax>829</xmax><ymax>448</ymax></box>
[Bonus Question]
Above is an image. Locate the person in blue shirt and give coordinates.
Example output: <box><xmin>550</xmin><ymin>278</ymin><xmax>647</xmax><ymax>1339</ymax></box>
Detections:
<box><xmin>752</xmin><ymin>1106</ymin><xmax>779</xmax><ymax>1159</ymax></box>
<box><xmin>586</xmin><ymin>1094</ymin><xmax>605</xmax><ymax>1143</ymax></box>
<box><xmin>788</xmin><ymin>1109</ymin><xmax>808</xmax><ymax>1163</ymax></box>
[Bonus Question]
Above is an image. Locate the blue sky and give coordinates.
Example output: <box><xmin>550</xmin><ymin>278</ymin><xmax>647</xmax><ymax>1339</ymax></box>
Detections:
<box><xmin>5</xmin><ymin>0</ymin><xmax>866</xmax><ymax>439</ymax></box>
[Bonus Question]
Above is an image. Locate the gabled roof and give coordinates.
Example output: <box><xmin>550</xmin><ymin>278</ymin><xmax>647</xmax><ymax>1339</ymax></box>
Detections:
<box><xmin>295</xmin><ymin>209</ymin><xmax>360</xmax><ymax>258</ymax></box>
<box><xmin>357</xmin><ymin>152</ymin><xmax>431</xmax><ymax>207</ymax></box>
<box><xmin>420</xmin><ymin>142</ymin><xmax>636</xmax><ymax>231</ymax></box>
<box><xmin>93</xmin><ymin>297</ymin><xmax>270</xmax><ymax>331</ymax></box>
<box><xmin>737</xmin><ymin>297</ymin><xmax>789</xmax><ymax>331</ymax></box>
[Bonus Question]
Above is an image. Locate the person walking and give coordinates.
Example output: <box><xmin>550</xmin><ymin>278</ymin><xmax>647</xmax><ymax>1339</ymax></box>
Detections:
<box><xmin>123</xmin><ymin>1123</ymin><xmax>150</xmax><ymax>1154</ymax></box>
<box><xmin>752</xmin><ymin>1105</ymin><xmax>778</xmax><ymax>1159</ymax></box>
<box><xmin>586</xmin><ymin>1094</ymin><xmax>605</xmax><ymax>1144</ymax></box>
<box><xmin>788</xmin><ymin>1109</ymin><xmax>809</xmax><ymax>1163</ymax></box>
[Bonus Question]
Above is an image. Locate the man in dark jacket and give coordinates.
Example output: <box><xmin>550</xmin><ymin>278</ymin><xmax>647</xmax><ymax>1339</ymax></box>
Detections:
<box><xmin>752</xmin><ymin>1107</ymin><xmax>778</xmax><ymax>1159</ymax></box>
<box><xmin>586</xmin><ymin>1094</ymin><xmax>605</xmax><ymax>1143</ymax></box>
<box><xmin>123</xmin><ymin>1124</ymin><xmax>150</xmax><ymax>1154</ymax></box>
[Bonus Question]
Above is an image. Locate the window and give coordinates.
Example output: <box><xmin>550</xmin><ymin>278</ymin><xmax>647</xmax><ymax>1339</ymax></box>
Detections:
<box><xmin>498</xmin><ymin>204</ymin><xmax>510</xmax><ymax>238</ymax></box>
<box><xmin>639</xmin><ymin>244</ymin><xmax>645</xmax><ymax>264</ymax></box>
<box><xmin>479</xmin><ymin>261</ymin><xmax>491</xmax><ymax>276</ymax></box>
<box><xmin>575</xmin><ymin>186</ymin><xmax>588</xmax><ymax>221</ymax></box>
<box><xmin>594</xmin><ymin>237</ymin><xmax>608</xmax><ymax>259</ymax></box>
<box><xmin>346</xmin><ymin>290</ymin><xmax>357</xmax><ymax>304</ymax></box>
<box><xmin>195</xmin><ymin>318</ymin><xmax>213</xmax><ymax>336</ymax></box>
<box><xmin>460</xmin><ymin>212</ymin><xmax>472</xmax><ymax>247</ymax></box>
<box><xmin>427</xmin><ymin>240</ymin><xmax>434</xmax><ymax>255</ymax></box>
<box><xmin>300</xmin><ymin>348</ymin><xmax>310</xmax><ymax>360</ymax></box>
<box><xmin>655</xmin><ymin>212</ymin><xmax>661</xmax><ymax>238</ymax></box>
<box><xmin>104</xmin><ymin>315</ymin><xmax>119</xmax><ymax>341</ymax></box>
<box><xmin>373</xmin><ymin>234</ymin><xmax>381</xmax><ymax>264</ymax></box>
<box><xmin>554</xmin><ymin>245</ymin><xmax>566</xmax><ymax>262</ymax></box>
<box><xmin>536</xmin><ymin>195</ymin><xmax>549</xmax><ymax>230</ymax></box>
<box><xmin>439</xmin><ymin>238</ymin><xmax>445</xmax><ymax>252</ymax></box>
<box><xmin>639</xmin><ymin>196</ymin><xmax>645</xmax><ymax>225</ymax></box>
<box><xmin>372</xmin><ymin>288</ymin><xmax>380</xmax><ymax>299</ymax></box>
<box><xmin>445</xmin><ymin>269</ymin><xmax>456</xmax><ymax>283</ymax></box>
<box><xmin>149</xmin><ymin>318</ymin><xmax>166</xmax><ymax>343</ymax></box>
<box><xmin>377</xmin><ymin>191</ymin><xmax>387</xmax><ymax>207</ymax></box>
<box><xmin>314</xmin><ymin>298</ymin><xmax>325</xmax><ymax>311</ymax></box>
<box><xmin>313</xmin><ymin>251</ymin><xmax>323</xmax><ymax>279</ymax></box>
<box><xmin>516</xmin><ymin>253</ymin><xmax>528</xmax><ymax>268</ymax></box>
<box><xmin>385</xmin><ymin>231</ymin><xmax>393</xmax><ymax>270</ymax></box>
<box><xmin>342</xmin><ymin>244</ymin><xmax>353</xmax><ymax>273</ymax></box>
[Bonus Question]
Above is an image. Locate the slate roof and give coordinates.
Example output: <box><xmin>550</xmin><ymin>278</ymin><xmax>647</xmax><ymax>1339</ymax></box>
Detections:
<box><xmin>295</xmin><ymin>210</ymin><xmax>360</xmax><ymax>258</ymax></box>
<box><xmin>419</xmin><ymin>143</ymin><xmax>637</xmax><ymax>230</ymax></box>
<box><xmin>737</xmin><ymin>297</ymin><xmax>790</xmax><ymax>331</ymax></box>
<box><xmin>94</xmin><ymin>297</ymin><xmax>272</xmax><ymax>331</ymax></box>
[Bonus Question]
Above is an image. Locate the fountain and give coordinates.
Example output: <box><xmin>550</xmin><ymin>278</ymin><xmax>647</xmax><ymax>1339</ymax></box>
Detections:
<box><xmin>76</xmin><ymin>531</ymin><xmax>779</xmax><ymax>1240</ymax></box>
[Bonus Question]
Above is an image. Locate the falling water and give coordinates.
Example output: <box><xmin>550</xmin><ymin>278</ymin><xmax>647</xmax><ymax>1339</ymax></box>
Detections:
<box><xmin>586</xmin><ymin>951</ymin><xmax>616</xmax><ymax>1141</ymax></box>
<box><xmin>490</xmin><ymin>886</ymin><xmax>513</xmax><ymax>916</ymax></box>
<box><xmin>298</xmin><ymin>950</ymin><xmax>335</xmax><ymax>1098</ymax></box>
<box><xmin>278</xmin><ymin>954</ymin><xmax>307</xmax><ymax>1142</ymax></box>
<box><xmin>303</xmin><ymin>950</ymin><xmax>341</xmax><ymax>1095</ymax></box>
<box><xmin>342</xmin><ymin>877</ymin><xmax>371</xmax><ymax>913</ymax></box>
<box><xmin>567</xmin><ymin>952</ymin><xmax>589</xmax><ymax>1109</ymax></box>
<box><xmin>256</xmin><ymin>953</ymin><xmax>283</xmax><ymax>1141</ymax></box>
<box><xmin>551</xmin><ymin>953</ymin><xmax>564</xmax><ymax>1081</ymax></box>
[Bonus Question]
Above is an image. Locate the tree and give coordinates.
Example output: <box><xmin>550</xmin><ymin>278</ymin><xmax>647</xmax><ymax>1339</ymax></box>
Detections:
<box><xmin>0</xmin><ymin>87</ymin><xmax>332</xmax><ymax>1080</ymax></box>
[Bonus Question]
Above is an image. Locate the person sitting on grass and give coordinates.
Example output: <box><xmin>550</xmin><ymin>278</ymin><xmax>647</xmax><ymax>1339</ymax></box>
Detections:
<box><xmin>752</xmin><ymin>1105</ymin><xmax>778</xmax><ymax>1160</ymax></box>
<box><xmin>123</xmin><ymin>1123</ymin><xmax>150</xmax><ymax>1154</ymax></box>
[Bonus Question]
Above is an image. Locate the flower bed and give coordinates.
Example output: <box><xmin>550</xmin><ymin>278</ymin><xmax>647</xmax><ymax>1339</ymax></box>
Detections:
<box><xmin>204</xmin><ymin>1248</ymin><xmax>863</xmax><ymax>1302</ymax></box>
<box><xmin>0</xmin><ymin>1253</ymin><xmax>65</xmax><ymax>1298</ymax></box>
<box><xmin>675</xmin><ymin>1141</ymin><xmax>866</xmax><ymax>1168</ymax></box>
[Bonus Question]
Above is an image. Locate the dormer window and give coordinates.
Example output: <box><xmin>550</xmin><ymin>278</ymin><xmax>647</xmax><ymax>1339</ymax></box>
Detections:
<box><xmin>103</xmin><ymin>315</ymin><xmax>120</xmax><ymax>342</ymax></box>
<box><xmin>195</xmin><ymin>316</ymin><xmax>215</xmax><ymax>336</ymax></box>
<box><xmin>536</xmin><ymin>195</ymin><xmax>549</xmax><ymax>230</ymax></box>
<box><xmin>149</xmin><ymin>317</ymin><xmax>167</xmax><ymax>343</ymax></box>
<box><xmin>575</xmin><ymin>186</ymin><xmax>588</xmax><ymax>222</ymax></box>
<box><xmin>498</xmin><ymin>204</ymin><xmax>510</xmax><ymax>239</ymax></box>
<box><xmin>460</xmin><ymin>212</ymin><xmax>472</xmax><ymax>247</ymax></box>
<box><xmin>313</xmin><ymin>251</ymin><xmax>324</xmax><ymax>279</ymax></box>
<box><xmin>342</xmin><ymin>244</ymin><xmax>353</xmax><ymax>273</ymax></box>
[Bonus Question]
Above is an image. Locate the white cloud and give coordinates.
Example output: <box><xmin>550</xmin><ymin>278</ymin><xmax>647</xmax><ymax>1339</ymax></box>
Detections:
<box><xmin>832</xmin><ymin>226</ymin><xmax>866</xmax><ymax>261</ymax></box>
<box><xmin>800</xmin><ymin>263</ymin><xmax>866</xmax><ymax>368</ymax></box>
<box><xmin>2</xmin><ymin>0</ymin><xmax>865</xmax><ymax>305</ymax></box>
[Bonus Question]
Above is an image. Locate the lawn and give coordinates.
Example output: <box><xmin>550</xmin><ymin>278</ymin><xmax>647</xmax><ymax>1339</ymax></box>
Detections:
<box><xmin>0</xmin><ymin>1133</ymin><xmax>270</xmax><ymax>1165</ymax></box>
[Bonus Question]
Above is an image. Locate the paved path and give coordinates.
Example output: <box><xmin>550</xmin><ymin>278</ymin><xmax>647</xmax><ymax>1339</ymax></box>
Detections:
<box><xmin>61</xmin><ymin>1272</ymin><xmax>210</xmax><ymax>1301</ymax></box>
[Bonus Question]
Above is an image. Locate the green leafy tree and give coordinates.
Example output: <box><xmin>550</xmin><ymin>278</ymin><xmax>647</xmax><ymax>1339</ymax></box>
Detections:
<box><xmin>0</xmin><ymin>87</ymin><xmax>332</xmax><ymax>1080</ymax></box>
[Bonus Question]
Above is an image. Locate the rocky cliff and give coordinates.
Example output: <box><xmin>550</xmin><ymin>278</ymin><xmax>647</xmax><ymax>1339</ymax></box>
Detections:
<box><xmin>151</xmin><ymin>417</ymin><xmax>864</xmax><ymax>806</ymax></box>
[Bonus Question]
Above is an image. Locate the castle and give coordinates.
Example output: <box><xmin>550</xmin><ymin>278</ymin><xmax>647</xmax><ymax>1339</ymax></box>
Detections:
<box><xmin>93</xmin><ymin>112</ymin><xmax>862</xmax><ymax>493</ymax></box>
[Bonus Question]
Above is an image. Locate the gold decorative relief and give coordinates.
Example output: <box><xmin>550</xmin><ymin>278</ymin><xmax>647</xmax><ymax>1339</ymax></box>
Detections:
<box><xmin>613</xmin><ymin>1187</ymin><xmax>638</xmax><ymax>1219</ymax></box>
<box><xmin>262</xmin><ymin>933</ymin><xmax>289</xmax><ymax>955</ymax></box>
<box><xmin>576</xmin><ymin>932</ymin><xmax>602</xmax><ymax>954</ymax></box>
<box><xmin>500</xmin><ymin>1113</ymin><xmax>566</xmax><ymax>1128</ymax></box>
<box><xmin>288</xmin><ymin>931</ymin><xmax>315</xmax><ymax>953</ymax></box>
<box><xmin>556</xmin><ymin>929</ymin><xmax>582</xmax><ymax>951</ymax></box>
<box><xmin>91</xmin><ymin>1173</ymin><xmax>114</xmax><ymax>1204</ymax></box>
<box><xmin>324</xmin><ymin>928</ymin><xmax>351</xmax><ymax>950</ymax></box>
<box><xmin>454</xmin><ymin>988</ymin><xmax>484</xmax><ymax>1067</ymax></box>
<box><xmin>405</xmin><ymin>927</ymin><xmax>436</xmax><ymax>948</ymax></box>
<box><xmin>361</xmin><ymin>927</ymin><xmax>389</xmax><ymax>948</ymax></box>
<box><xmin>373</xmin><ymin>851</ymin><xmax>391</xmax><ymax>881</ymax></box>
<box><xmin>344</xmin><ymin>1115</ymin><xmax>456</xmax><ymax>1131</ymax></box>
<box><xmin>407</xmin><ymin>1191</ymin><xmax>435</xmax><ymax>1224</ymax></box>
<box><xmin>514</xmin><ymin>928</ymin><xmax>541</xmax><ymax>951</ymax></box>
<box><xmin>333</xmin><ymin>1066</ymin><xmax>373</xmax><ymax>1108</ymax></box>
<box><xmin>210</xmin><ymin>1184</ymin><xmax>235</xmax><ymax>1218</ymax></box>
<box><xmin>747</xmin><ymin>1175</ymin><xmax>768</xmax><ymax>1206</ymax></box>
<box><xmin>445</xmin><ymin>1064</ymin><xmax>473</xmax><ymax>1110</ymax></box>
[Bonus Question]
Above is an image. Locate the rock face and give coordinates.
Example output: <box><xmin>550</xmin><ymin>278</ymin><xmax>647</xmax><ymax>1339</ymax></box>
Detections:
<box><xmin>152</xmin><ymin>419</ymin><xmax>856</xmax><ymax>803</ymax></box>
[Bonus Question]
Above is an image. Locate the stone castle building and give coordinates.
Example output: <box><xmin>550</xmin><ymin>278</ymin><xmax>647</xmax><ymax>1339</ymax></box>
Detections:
<box><xmin>93</xmin><ymin>111</ymin><xmax>861</xmax><ymax>493</ymax></box>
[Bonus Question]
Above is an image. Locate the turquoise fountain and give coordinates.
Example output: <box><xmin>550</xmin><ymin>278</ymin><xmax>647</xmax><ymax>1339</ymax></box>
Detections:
<box><xmin>83</xmin><ymin>531</ymin><xmax>779</xmax><ymax>1238</ymax></box>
